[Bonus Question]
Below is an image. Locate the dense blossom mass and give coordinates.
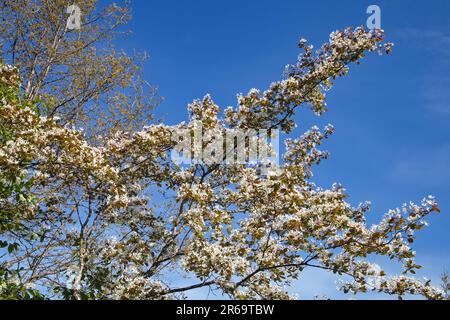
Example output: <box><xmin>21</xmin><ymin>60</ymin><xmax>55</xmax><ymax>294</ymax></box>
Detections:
<box><xmin>0</xmin><ymin>28</ymin><xmax>445</xmax><ymax>300</ymax></box>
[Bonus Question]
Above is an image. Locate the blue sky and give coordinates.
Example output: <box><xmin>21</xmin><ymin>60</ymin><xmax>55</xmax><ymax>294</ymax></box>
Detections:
<box><xmin>106</xmin><ymin>0</ymin><xmax>450</xmax><ymax>298</ymax></box>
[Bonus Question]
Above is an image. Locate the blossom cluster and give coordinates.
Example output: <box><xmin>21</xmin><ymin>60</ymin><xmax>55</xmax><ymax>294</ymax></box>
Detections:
<box><xmin>0</xmin><ymin>27</ymin><xmax>444</xmax><ymax>301</ymax></box>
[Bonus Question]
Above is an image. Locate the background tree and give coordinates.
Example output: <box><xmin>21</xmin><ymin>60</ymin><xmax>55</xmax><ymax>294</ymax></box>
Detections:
<box><xmin>0</xmin><ymin>0</ymin><xmax>158</xmax><ymax>299</ymax></box>
<box><xmin>0</xmin><ymin>0</ymin><xmax>159</xmax><ymax>138</ymax></box>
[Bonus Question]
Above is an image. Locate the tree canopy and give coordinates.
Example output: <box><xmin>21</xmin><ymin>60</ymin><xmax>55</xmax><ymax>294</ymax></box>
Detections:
<box><xmin>0</xmin><ymin>1</ymin><xmax>445</xmax><ymax>300</ymax></box>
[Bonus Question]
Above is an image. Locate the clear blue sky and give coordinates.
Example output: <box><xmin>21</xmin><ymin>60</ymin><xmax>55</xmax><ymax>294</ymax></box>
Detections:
<box><xmin>106</xmin><ymin>0</ymin><xmax>450</xmax><ymax>298</ymax></box>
